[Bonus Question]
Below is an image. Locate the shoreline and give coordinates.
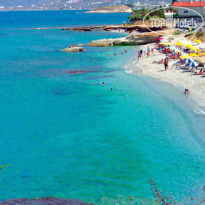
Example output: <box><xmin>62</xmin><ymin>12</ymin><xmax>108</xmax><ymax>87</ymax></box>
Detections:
<box><xmin>126</xmin><ymin>44</ymin><xmax>205</xmax><ymax>109</ymax></box>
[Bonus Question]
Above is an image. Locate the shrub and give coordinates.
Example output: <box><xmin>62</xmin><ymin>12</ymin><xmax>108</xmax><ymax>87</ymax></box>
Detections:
<box><xmin>185</xmin><ymin>33</ymin><xmax>193</xmax><ymax>37</ymax></box>
<box><xmin>196</xmin><ymin>31</ymin><xmax>204</xmax><ymax>38</ymax></box>
<box><xmin>174</xmin><ymin>30</ymin><xmax>182</xmax><ymax>35</ymax></box>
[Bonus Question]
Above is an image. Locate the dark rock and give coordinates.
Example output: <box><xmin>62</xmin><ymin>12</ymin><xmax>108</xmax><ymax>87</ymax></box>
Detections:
<box><xmin>0</xmin><ymin>197</ymin><xmax>93</xmax><ymax>205</ymax></box>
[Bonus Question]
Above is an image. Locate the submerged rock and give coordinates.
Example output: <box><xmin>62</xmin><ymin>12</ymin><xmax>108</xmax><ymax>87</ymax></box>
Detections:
<box><xmin>0</xmin><ymin>197</ymin><xmax>93</xmax><ymax>205</ymax></box>
<box><xmin>62</xmin><ymin>47</ymin><xmax>85</xmax><ymax>52</ymax></box>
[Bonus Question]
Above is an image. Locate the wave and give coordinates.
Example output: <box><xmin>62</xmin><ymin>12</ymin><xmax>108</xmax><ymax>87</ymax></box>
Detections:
<box><xmin>193</xmin><ymin>106</ymin><xmax>205</xmax><ymax>116</ymax></box>
<box><xmin>125</xmin><ymin>69</ymin><xmax>133</xmax><ymax>74</ymax></box>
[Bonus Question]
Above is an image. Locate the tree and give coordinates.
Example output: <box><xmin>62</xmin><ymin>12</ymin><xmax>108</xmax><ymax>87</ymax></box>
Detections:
<box><xmin>125</xmin><ymin>3</ymin><xmax>134</xmax><ymax>8</ymax></box>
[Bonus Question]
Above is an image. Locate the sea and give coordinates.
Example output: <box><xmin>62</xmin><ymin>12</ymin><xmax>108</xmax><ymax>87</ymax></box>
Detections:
<box><xmin>0</xmin><ymin>10</ymin><xmax>204</xmax><ymax>205</ymax></box>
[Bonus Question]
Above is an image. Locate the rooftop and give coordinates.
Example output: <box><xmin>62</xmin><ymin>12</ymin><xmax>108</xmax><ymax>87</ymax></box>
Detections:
<box><xmin>172</xmin><ymin>1</ymin><xmax>205</xmax><ymax>7</ymax></box>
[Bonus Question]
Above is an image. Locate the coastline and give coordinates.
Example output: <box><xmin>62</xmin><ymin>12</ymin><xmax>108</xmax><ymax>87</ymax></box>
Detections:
<box><xmin>126</xmin><ymin>44</ymin><xmax>205</xmax><ymax>109</ymax></box>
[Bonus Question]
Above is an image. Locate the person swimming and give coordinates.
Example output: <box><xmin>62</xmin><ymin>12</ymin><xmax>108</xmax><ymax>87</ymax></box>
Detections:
<box><xmin>184</xmin><ymin>88</ymin><xmax>190</xmax><ymax>94</ymax></box>
<box><xmin>102</xmin><ymin>82</ymin><xmax>105</xmax><ymax>86</ymax></box>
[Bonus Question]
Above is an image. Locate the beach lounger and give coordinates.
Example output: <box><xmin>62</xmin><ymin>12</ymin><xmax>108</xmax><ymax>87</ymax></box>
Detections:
<box><xmin>193</xmin><ymin>68</ymin><xmax>205</xmax><ymax>75</ymax></box>
<box><xmin>172</xmin><ymin>60</ymin><xmax>181</xmax><ymax>68</ymax></box>
<box><xmin>176</xmin><ymin>63</ymin><xmax>190</xmax><ymax>70</ymax></box>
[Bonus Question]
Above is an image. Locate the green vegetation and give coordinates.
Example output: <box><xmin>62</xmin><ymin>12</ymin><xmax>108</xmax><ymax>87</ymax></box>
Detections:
<box><xmin>171</xmin><ymin>0</ymin><xmax>177</xmax><ymax>4</ymax></box>
<box><xmin>174</xmin><ymin>30</ymin><xmax>182</xmax><ymax>35</ymax></box>
<box><xmin>125</xmin><ymin>3</ymin><xmax>134</xmax><ymax>8</ymax></box>
<box><xmin>185</xmin><ymin>33</ymin><xmax>193</xmax><ymax>37</ymax></box>
<box><xmin>129</xmin><ymin>7</ymin><xmax>165</xmax><ymax>23</ymax></box>
<box><xmin>196</xmin><ymin>31</ymin><xmax>204</xmax><ymax>38</ymax></box>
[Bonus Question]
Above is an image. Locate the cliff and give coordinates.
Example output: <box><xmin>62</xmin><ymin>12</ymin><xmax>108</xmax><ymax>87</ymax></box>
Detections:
<box><xmin>86</xmin><ymin>5</ymin><xmax>132</xmax><ymax>13</ymax></box>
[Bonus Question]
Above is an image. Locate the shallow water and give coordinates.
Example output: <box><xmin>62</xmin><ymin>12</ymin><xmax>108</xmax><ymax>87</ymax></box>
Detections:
<box><xmin>0</xmin><ymin>11</ymin><xmax>204</xmax><ymax>205</ymax></box>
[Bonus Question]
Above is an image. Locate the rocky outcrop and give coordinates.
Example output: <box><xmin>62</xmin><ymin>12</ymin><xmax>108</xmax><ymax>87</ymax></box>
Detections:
<box><xmin>86</xmin><ymin>5</ymin><xmax>132</xmax><ymax>13</ymax></box>
<box><xmin>62</xmin><ymin>26</ymin><xmax>109</xmax><ymax>32</ymax></box>
<box><xmin>0</xmin><ymin>197</ymin><xmax>93</xmax><ymax>205</ymax></box>
<box><xmin>87</xmin><ymin>33</ymin><xmax>160</xmax><ymax>47</ymax></box>
<box><xmin>62</xmin><ymin>24</ymin><xmax>167</xmax><ymax>33</ymax></box>
<box><xmin>62</xmin><ymin>47</ymin><xmax>85</xmax><ymax>52</ymax></box>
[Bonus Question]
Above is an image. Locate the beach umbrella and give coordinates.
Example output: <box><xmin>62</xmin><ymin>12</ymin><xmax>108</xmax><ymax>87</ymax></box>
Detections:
<box><xmin>174</xmin><ymin>49</ymin><xmax>182</xmax><ymax>53</ymax></box>
<box><xmin>170</xmin><ymin>47</ymin><xmax>176</xmax><ymax>51</ymax></box>
<box><xmin>189</xmin><ymin>53</ymin><xmax>199</xmax><ymax>57</ymax></box>
<box><xmin>176</xmin><ymin>42</ymin><xmax>182</xmax><ymax>45</ymax></box>
<box><xmin>185</xmin><ymin>63</ymin><xmax>191</xmax><ymax>68</ymax></box>
<box><xmin>185</xmin><ymin>58</ymin><xmax>194</xmax><ymax>64</ymax></box>
<box><xmin>194</xmin><ymin>39</ymin><xmax>202</xmax><ymax>43</ymax></box>
<box><xmin>176</xmin><ymin>42</ymin><xmax>185</xmax><ymax>47</ymax></box>
<box><xmin>163</xmin><ymin>43</ymin><xmax>173</xmax><ymax>46</ymax></box>
<box><xmin>190</xmin><ymin>46</ymin><xmax>199</xmax><ymax>51</ymax></box>
<box><xmin>189</xmin><ymin>61</ymin><xmax>199</xmax><ymax>67</ymax></box>
<box><xmin>197</xmin><ymin>48</ymin><xmax>200</xmax><ymax>56</ymax></box>
<box><xmin>185</xmin><ymin>44</ymin><xmax>192</xmax><ymax>48</ymax></box>
<box><xmin>202</xmin><ymin>53</ymin><xmax>205</xmax><ymax>56</ymax></box>
<box><xmin>180</xmin><ymin>54</ymin><xmax>189</xmax><ymax>59</ymax></box>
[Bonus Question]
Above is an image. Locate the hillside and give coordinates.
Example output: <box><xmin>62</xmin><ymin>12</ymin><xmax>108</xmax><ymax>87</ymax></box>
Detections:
<box><xmin>86</xmin><ymin>5</ymin><xmax>133</xmax><ymax>13</ymax></box>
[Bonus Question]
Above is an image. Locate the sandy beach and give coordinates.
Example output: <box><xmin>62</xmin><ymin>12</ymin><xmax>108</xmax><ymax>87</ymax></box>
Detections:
<box><xmin>126</xmin><ymin>42</ymin><xmax>205</xmax><ymax>109</ymax></box>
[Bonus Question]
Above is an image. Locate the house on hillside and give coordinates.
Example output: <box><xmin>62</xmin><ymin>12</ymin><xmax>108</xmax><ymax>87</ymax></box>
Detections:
<box><xmin>172</xmin><ymin>1</ymin><xmax>205</xmax><ymax>19</ymax></box>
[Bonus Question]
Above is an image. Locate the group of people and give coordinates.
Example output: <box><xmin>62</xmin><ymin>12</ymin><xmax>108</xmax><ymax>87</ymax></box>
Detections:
<box><xmin>93</xmin><ymin>82</ymin><xmax>113</xmax><ymax>91</ymax></box>
<box><xmin>107</xmin><ymin>49</ymin><xmax>128</xmax><ymax>57</ymax></box>
<box><xmin>153</xmin><ymin>44</ymin><xmax>190</xmax><ymax>94</ymax></box>
<box><xmin>69</xmin><ymin>44</ymin><xmax>75</xmax><ymax>48</ymax></box>
<box><xmin>138</xmin><ymin>46</ymin><xmax>154</xmax><ymax>59</ymax></box>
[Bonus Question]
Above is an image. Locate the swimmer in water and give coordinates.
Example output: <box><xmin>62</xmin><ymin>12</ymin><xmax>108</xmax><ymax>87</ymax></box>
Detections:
<box><xmin>102</xmin><ymin>82</ymin><xmax>105</xmax><ymax>86</ymax></box>
<box><xmin>184</xmin><ymin>88</ymin><xmax>190</xmax><ymax>94</ymax></box>
<box><xmin>110</xmin><ymin>88</ymin><xmax>113</xmax><ymax>91</ymax></box>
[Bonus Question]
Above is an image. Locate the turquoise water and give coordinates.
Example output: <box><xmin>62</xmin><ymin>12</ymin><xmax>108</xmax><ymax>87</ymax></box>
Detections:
<box><xmin>0</xmin><ymin>11</ymin><xmax>204</xmax><ymax>204</ymax></box>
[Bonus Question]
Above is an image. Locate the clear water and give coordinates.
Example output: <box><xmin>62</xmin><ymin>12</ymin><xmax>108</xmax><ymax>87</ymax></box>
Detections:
<box><xmin>0</xmin><ymin>11</ymin><xmax>204</xmax><ymax>205</ymax></box>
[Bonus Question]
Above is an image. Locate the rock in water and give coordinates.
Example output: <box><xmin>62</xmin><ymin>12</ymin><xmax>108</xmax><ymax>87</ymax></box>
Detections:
<box><xmin>87</xmin><ymin>33</ymin><xmax>160</xmax><ymax>47</ymax></box>
<box><xmin>62</xmin><ymin>47</ymin><xmax>85</xmax><ymax>52</ymax></box>
<box><xmin>0</xmin><ymin>197</ymin><xmax>93</xmax><ymax>205</ymax></box>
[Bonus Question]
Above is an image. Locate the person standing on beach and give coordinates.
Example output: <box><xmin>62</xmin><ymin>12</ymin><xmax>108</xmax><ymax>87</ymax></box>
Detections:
<box><xmin>138</xmin><ymin>51</ymin><xmax>142</xmax><ymax>59</ymax></box>
<box><xmin>147</xmin><ymin>46</ymin><xmax>150</xmax><ymax>53</ymax></box>
<box><xmin>184</xmin><ymin>88</ymin><xmax>190</xmax><ymax>94</ymax></box>
<box><xmin>164</xmin><ymin>58</ymin><xmax>169</xmax><ymax>71</ymax></box>
<box><xmin>140</xmin><ymin>50</ymin><xmax>143</xmax><ymax>55</ymax></box>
